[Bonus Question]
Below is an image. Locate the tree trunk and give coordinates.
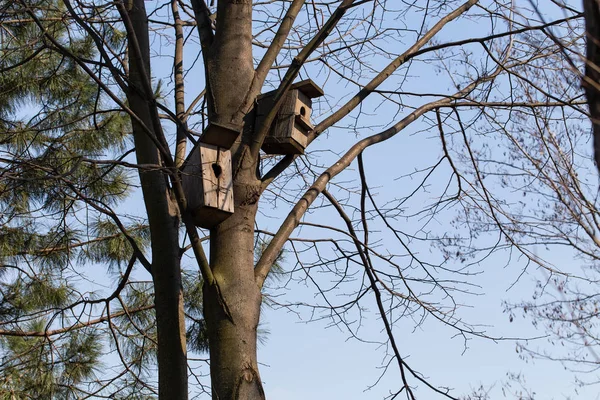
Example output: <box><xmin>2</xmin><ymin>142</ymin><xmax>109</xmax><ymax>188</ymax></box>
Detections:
<box><xmin>583</xmin><ymin>0</ymin><xmax>600</xmax><ymax>173</ymax></box>
<box><xmin>202</xmin><ymin>0</ymin><xmax>262</xmax><ymax>396</ymax></box>
<box><xmin>207</xmin><ymin>0</ymin><xmax>254</xmax><ymax>128</ymax></box>
<box><xmin>204</xmin><ymin>156</ymin><xmax>264</xmax><ymax>400</ymax></box>
<box><xmin>124</xmin><ymin>1</ymin><xmax>188</xmax><ymax>398</ymax></box>
<box><xmin>127</xmin><ymin>0</ymin><xmax>258</xmax><ymax>397</ymax></box>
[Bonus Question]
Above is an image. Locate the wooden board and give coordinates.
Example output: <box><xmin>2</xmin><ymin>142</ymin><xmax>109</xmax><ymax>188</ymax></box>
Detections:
<box><xmin>199</xmin><ymin>121</ymin><xmax>241</xmax><ymax>149</ymax></box>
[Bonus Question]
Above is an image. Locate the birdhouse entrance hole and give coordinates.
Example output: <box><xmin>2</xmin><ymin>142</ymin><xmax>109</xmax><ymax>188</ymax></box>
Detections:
<box><xmin>211</xmin><ymin>163</ymin><xmax>222</xmax><ymax>178</ymax></box>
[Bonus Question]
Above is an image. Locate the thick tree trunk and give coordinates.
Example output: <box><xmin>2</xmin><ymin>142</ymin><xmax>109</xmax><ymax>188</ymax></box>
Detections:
<box><xmin>127</xmin><ymin>0</ymin><xmax>258</xmax><ymax>397</ymax></box>
<box><xmin>204</xmin><ymin>200</ymin><xmax>264</xmax><ymax>399</ymax></box>
<box><xmin>124</xmin><ymin>1</ymin><xmax>188</xmax><ymax>398</ymax></box>
<box><xmin>207</xmin><ymin>0</ymin><xmax>254</xmax><ymax>128</ymax></box>
<box><xmin>583</xmin><ymin>0</ymin><xmax>600</xmax><ymax>173</ymax></box>
<box><xmin>204</xmin><ymin>151</ymin><xmax>264</xmax><ymax>399</ymax></box>
<box><xmin>202</xmin><ymin>0</ymin><xmax>262</xmax><ymax>397</ymax></box>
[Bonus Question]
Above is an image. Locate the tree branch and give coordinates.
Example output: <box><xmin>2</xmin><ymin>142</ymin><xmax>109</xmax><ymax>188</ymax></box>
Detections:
<box><xmin>255</xmin><ymin>73</ymin><xmax>499</xmax><ymax>287</ymax></box>
<box><xmin>249</xmin><ymin>0</ymin><xmax>361</xmax><ymax>158</ymax></box>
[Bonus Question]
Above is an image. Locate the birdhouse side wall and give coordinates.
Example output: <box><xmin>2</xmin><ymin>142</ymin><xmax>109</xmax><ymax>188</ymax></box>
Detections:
<box><xmin>182</xmin><ymin>147</ymin><xmax>203</xmax><ymax>212</ymax></box>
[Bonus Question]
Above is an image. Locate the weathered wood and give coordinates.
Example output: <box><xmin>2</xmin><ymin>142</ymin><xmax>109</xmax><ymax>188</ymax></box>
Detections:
<box><xmin>182</xmin><ymin>143</ymin><xmax>234</xmax><ymax>228</ymax></box>
<box><xmin>256</xmin><ymin>79</ymin><xmax>323</xmax><ymax>155</ymax></box>
<box><xmin>199</xmin><ymin>121</ymin><xmax>241</xmax><ymax>149</ymax></box>
<box><xmin>290</xmin><ymin>79</ymin><xmax>324</xmax><ymax>98</ymax></box>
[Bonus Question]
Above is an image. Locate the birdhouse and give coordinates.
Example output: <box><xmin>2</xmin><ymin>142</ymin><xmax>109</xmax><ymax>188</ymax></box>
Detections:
<box><xmin>199</xmin><ymin>120</ymin><xmax>241</xmax><ymax>149</ymax></box>
<box><xmin>181</xmin><ymin>143</ymin><xmax>234</xmax><ymax>229</ymax></box>
<box><xmin>256</xmin><ymin>79</ymin><xmax>324</xmax><ymax>155</ymax></box>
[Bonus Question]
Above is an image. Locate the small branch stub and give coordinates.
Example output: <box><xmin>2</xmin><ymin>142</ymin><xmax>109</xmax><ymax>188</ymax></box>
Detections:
<box><xmin>256</xmin><ymin>79</ymin><xmax>324</xmax><ymax>155</ymax></box>
<box><xmin>182</xmin><ymin>143</ymin><xmax>234</xmax><ymax>228</ymax></box>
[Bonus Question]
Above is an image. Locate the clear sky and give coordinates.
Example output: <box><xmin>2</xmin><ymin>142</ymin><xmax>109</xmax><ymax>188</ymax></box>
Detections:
<box><xmin>252</xmin><ymin>127</ymin><xmax>597</xmax><ymax>400</ymax></box>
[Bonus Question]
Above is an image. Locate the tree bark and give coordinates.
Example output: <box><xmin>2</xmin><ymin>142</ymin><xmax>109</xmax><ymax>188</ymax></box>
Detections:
<box><xmin>204</xmin><ymin>190</ymin><xmax>264</xmax><ymax>400</ymax></box>
<box><xmin>204</xmin><ymin>142</ymin><xmax>264</xmax><ymax>399</ymax></box>
<box><xmin>583</xmin><ymin>0</ymin><xmax>600</xmax><ymax>173</ymax></box>
<box><xmin>124</xmin><ymin>1</ymin><xmax>188</xmax><ymax>398</ymax></box>
<box><xmin>206</xmin><ymin>0</ymin><xmax>254</xmax><ymax>128</ymax></box>
<box><xmin>200</xmin><ymin>0</ymin><xmax>262</xmax><ymax>397</ymax></box>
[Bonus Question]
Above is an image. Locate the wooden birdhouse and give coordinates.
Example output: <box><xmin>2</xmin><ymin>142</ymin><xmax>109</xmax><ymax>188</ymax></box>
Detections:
<box><xmin>256</xmin><ymin>79</ymin><xmax>324</xmax><ymax>155</ymax></box>
<box><xmin>182</xmin><ymin>143</ymin><xmax>234</xmax><ymax>229</ymax></box>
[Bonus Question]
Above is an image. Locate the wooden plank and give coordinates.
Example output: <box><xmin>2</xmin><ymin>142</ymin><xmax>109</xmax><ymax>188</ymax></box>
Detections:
<box><xmin>200</xmin><ymin>144</ymin><xmax>233</xmax><ymax>214</ymax></box>
<box><xmin>290</xmin><ymin>79</ymin><xmax>324</xmax><ymax>99</ymax></box>
<box><xmin>182</xmin><ymin>145</ymin><xmax>203</xmax><ymax>211</ymax></box>
<box><xmin>199</xmin><ymin>121</ymin><xmax>241</xmax><ymax>149</ymax></box>
<box><xmin>294</xmin><ymin>91</ymin><xmax>313</xmax><ymax>129</ymax></box>
<box><xmin>271</xmin><ymin>90</ymin><xmax>297</xmax><ymax>140</ymax></box>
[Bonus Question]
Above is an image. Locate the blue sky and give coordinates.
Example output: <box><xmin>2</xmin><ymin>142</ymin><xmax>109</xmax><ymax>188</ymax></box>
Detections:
<box><xmin>247</xmin><ymin>3</ymin><xmax>598</xmax><ymax>396</ymax></box>
<box><xmin>253</xmin><ymin>142</ymin><xmax>595</xmax><ymax>399</ymax></box>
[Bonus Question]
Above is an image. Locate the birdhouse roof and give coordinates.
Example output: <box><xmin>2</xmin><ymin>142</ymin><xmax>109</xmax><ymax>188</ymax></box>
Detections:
<box><xmin>290</xmin><ymin>79</ymin><xmax>324</xmax><ymax>98</ymax></box>
<box><xmin>258</xmin><ymin>79</ymin><xmax>324</xmax><ymax>100</ymax></box>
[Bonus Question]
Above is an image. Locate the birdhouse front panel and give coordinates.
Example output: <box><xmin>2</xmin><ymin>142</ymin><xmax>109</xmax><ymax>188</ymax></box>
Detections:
<box><xmin>294</xmin><ymin>90</ymin><xmax>313</xmax><ymax>128</ymax></box>
<box><xmin>182</xmin><ymin>143</ymin><xmax>234</xmax><ymax>229</ymax></box>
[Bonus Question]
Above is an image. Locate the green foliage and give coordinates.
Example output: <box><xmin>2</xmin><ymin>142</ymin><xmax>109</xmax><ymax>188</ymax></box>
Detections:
<box><xmin>0</xmin><ymin>326</ymin><xmax>102</xmax><ymax>400</ymax></box>
<box><xmin>0</xmin><ymin>0</ymin><xmax>138</xmax><ymax>263</ymax></box>
<box><xmin>83</xmin><ymin>219</ymin><xmax>150</xmax><ymax>269</ymax></box>
<box><xmin>184</xmin><ymin>270</ymin><xmax>209</xmax><ymax>353</ymax></box>
<box><xmin>0</xmin><ymin>270</ymin><xmax>102</xmax><ymax>399</ymax></box>
<box><xmin>0</xmin><ymin>1</ymin><xmax>147</xmax><ymax>397</ymax></box>
<box><xmin>0</xmin><ymin>271</ymin><xmax>70</xmax><ymax>320</ymax></box>
<box><xmin>113</xmin><ymin>281</ymin><xmax>157</xmax><ymax>374</ymax></box>
<box><xmin>1</xmin><ymin>0</ymin><xmax>131</xmax><ymax>219</ymax></box>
